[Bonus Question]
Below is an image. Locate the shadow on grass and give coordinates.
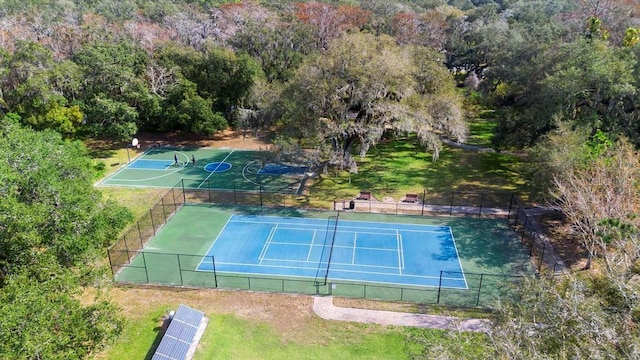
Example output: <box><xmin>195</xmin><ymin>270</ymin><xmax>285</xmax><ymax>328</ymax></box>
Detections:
<box><xmin>143</xmin><ymin>316</ymin><xmax>168</xmax><ymax>360</ymax></box>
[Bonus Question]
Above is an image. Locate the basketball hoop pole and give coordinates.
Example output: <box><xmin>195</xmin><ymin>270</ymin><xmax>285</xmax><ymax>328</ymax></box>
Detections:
<box><xmin>127</xmin><ymin>137</ymin><xmax>139</xmax><ymax>163</ymax></box>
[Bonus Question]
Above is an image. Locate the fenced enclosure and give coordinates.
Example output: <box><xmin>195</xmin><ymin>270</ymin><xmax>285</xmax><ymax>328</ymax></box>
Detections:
<box><xmin>107</xmin><ymin>181</ymin><xmax>557</xmax><ymax>308</ymax></box>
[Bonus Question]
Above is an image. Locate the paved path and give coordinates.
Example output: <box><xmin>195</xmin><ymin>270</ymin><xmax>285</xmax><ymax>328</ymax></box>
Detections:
<box><xmin>313</xmin><ymin>296</ymin><xmax>491</xmax><ymax>333</ymax></box>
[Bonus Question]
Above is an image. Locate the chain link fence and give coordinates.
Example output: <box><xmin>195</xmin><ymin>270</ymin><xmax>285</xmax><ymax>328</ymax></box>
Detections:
<box><xmin>107</xmin><ymin>181</ymin><xmax>560</xmax><ymax>307</ymax></box>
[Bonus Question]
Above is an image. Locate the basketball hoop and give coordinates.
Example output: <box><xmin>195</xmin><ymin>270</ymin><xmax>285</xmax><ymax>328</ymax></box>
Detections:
<box><xmin>132</xmin><ymin>137</ymin><xmax>140</xmax><ymax>149</ymax></box>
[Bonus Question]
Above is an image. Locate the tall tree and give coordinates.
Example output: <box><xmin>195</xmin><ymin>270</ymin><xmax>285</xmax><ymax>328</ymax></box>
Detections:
<box><xmin>230</xmin><ymin>20</ymin><xmax>315</xmax><ymax>83</ymax></box>
<box><xmin>294</xmin><ymin>2</ymin><xmax>371</xmax><ymax>50</ymax></box>
<box><xmin>0</xmin><ymin>117</ymin><xmax>131</xmax><ymax>272</ymax></box>
<box><xmin>280</xmin><ymin>33</ymin><xmax>465</xmax><ymax>171</ymax></box>
<box><xmin>73</xmin><ymin>40</ymin><xmax>150</xmax><ymax>139</ymax></box>
<box><xmin>0</xmin><ymin>117</ymin><xmax>131</xmax><ymax>358</ymax></box>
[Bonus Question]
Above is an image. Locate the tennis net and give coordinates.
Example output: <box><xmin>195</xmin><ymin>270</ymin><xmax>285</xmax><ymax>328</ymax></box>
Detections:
<box><xmin>314</xmin><ymin>211</ymin><xmax>340</xmax><ymax>286</ymax></box>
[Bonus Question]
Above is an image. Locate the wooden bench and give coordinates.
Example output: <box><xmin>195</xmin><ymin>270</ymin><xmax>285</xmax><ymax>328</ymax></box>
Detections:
<box><xmin>403</xmin><ymin>193</ymin><xmax>418</xmax><ymax>203</ymax></box>
<box><xmin>356</xmin><ymin>191</ymin><xmax>371</xmax><ymax>200</ymax></box>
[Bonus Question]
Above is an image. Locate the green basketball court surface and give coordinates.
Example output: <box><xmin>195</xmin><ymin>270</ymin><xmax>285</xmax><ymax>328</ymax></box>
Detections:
<box><xmin>97</xmin><ymin>147</ymin><xmax>307</xmax><ymax>193</ymax></box>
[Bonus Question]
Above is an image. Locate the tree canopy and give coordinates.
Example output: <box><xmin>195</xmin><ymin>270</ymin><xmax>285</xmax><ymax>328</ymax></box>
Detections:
<box><xmin>0</xmin><ymin>116</ymin><xmax>131</xmax><ymax>358</ymax></box>
<box><xmin>280</xmin><ymin>33</ymin><xmax>465</xmax><ymax>170</ymax></box>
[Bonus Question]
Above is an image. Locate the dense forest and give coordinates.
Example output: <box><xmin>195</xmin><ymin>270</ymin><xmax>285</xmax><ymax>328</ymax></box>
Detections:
<box><xmin>1</xmin><ymin>0</ymin><xmax>639</xmax><ymax>358</ymax></box>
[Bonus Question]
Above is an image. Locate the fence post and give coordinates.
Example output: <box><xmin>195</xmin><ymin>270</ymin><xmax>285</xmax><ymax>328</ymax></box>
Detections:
<box><xmin>233</xmin><ymin>183</ymin><xmax>237</xmax><ymax>205</ymax></box>
<box><xmin>514</xmin><ymin>206</ymin><xmax>520</xmax><ymax>227</ymax></box>
<box><xmin>208</xmin><ymin>184</ymin><xmax>212</xmax><ymax>204</ymax></box>
<box><xmin>142</xmin><ymin>252</ymin><xmax>149</xmax><ymax>283</ymax></box>
<box><xmin>508</xmin><ymin>194</ymin><xmax>514</xmax><ymax>220</ymax></box>
<box><xmin>437</xmin><ymin>271</ymin><xmax>443</xmax><ymax>304</ymax></box>
<box><xmin>212</xmin><ymin>255</ymin><xmax>217</xmax><ymax>288</ymax></box>
<box><xmin>171</xmin><ymin>186</ymin><xmax>177</xmax><ymax>208</ymax></box>
<box><xmin>181</xmin><ymin>179</ymin><xmax>186</xmax><ymax>204</ymax></box>
<box><xmin>259</xmin><ymin>185</ymin><xmax>263</xmax><ymax>207</ymax></box>
<box><xmin>478</xmin><ymin>193</ymin><xmax>485</xmax><ymax>218</ymax></box>
<box><xmin>421</xmin><ymin>189</ymin><xmax>426</xmax><ymax>215</ymax></box>
<box><xmin>161</xmin><ymin>198</ymin><xmax>167</xmax><ymax>223</ymax></box>
<box><xmin>476</xmin><ymin>274</ymin><xmax>484</xmax><ymax>307</ymax></box>
<box><xmin>107</xmin><ymin>249</ymin><xmax>115</xmax><ymax>276</ymax></box>
<box><xmin>137</xmin><ymin>222</ymin><xmax>143</xmax><ymax>249</ymax></box>
<box><xmin>529</xmin><ymin>232</ymin><xmax>536</xmax><ymax>256</ymax></box>
<box><xmin>539</xmin><ymin>242</ymin><xmax>546</xmax><ymax>272</ymax></box>
<box><xmin>124</xmin><ymin>234</ymin><xmax>131</xmax><ymax>262</ymax></box>
<box><xmin>449</xmin><ymin>192</ymin><xmax>454</xmax><ymax>216</ymax></box>
<box><xmin>149</xmin><ymin>208</ymin><xmax>156</xmax><ymax>236</ymax></box>
<box><xmin>177</xmin><ymin>254</ymin><xmax>184</xmax><ymax>286</ymax></box>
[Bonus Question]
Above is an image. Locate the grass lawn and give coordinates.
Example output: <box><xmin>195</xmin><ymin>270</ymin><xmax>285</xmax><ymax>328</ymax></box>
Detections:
<box><xmin>94</xmin><ymin>288</ymin><xmax>491</xmax><ymax>360</ymax></box>
<box><xmin>307</xmin><ymin>136</ymin><xmax>526</xmax><ymax>204</ymax></box>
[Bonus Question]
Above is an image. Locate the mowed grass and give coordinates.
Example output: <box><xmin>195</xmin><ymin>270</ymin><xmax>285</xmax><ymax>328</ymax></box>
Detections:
<box><xmin>94</xmin><ymin>288</ymin><xmax>491</xmax><ymax>360</ymax></box>
<box><xmin>465</xmin><ymin>109</ymin><xmax>497</xmax><ymax>148</ymax></box>
<box><xmin>308</xmin><ymin>136</ymin><xmax>526</xmax><ymax>204</ymax></box>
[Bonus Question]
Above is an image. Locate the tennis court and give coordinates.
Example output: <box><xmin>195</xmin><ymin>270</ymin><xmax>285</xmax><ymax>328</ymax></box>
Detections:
<box><xmin>196</xmin><ymin>214</ymin><xmax>467</xmax><ymax>288</ymax></box>
<box><xmin>112</xmin><ymin>203</ymin><xmax>534</xmax><ymax>305</ymax></box>
<box><xmin>97</xmin><ymin>147</ymin><xmax>307</xmax><ymax>193</ymax></box>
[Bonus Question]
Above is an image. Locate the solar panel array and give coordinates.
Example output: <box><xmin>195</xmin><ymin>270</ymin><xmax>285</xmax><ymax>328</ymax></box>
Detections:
<box><xmin>152</xmin><ymin>304</ymin><xmax>206</xmax><ymax>360</ymax></box>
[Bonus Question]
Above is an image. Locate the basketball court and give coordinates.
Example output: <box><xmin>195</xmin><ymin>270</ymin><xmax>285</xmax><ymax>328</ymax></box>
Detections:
<box><xmin>97</xmin><ymin>147</ymin><xmax>307</xmax><ymax>193</ymax></box>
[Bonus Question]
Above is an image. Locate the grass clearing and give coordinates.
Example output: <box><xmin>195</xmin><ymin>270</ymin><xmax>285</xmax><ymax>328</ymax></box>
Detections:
<box><xmin>308</xmin><ymin>136</ymin><xmax>526</xmax><ymax>203</ymax></box>
<box><xmin>94</xmin><ymin>288</ymin><xmax>491</xmax><ymax>360</ymax></box>
<box><xmin>465</xmin><ymin>109</ymin><xmax>497</xmax><ymax>148</ymax></box>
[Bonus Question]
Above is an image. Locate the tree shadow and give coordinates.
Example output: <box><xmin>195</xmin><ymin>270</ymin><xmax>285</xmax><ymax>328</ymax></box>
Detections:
<box><xmin>143</xmin><ymin>314</ymin><xmax>170</xmax><ymax>360</ymax></box>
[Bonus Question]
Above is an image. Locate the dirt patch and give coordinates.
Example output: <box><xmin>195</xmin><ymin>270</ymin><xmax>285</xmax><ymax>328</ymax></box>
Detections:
<box><xmin>110</xmin><ymin>286</ymin><xmax>317</xmax><ymax>341</ymax></box>
<box><xmin>536</xmin><ymin>212</ymin><xmax>588</xmax><ymax>271</ymax></box>
<box><xmin>85</xmin><ymin>129</ymin><xmax>272</xmax><ymax>152</ymax></box>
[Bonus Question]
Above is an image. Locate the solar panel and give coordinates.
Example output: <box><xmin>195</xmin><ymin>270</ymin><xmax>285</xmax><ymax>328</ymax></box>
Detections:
<box><xmin>152</xmin><ymin>305</ymin><xmax>207</xmax><ymax>360</ymax></box>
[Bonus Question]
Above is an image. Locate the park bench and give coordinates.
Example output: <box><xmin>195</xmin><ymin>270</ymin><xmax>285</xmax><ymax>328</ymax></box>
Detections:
<box><xmin>403</xmin><ymin>193</ymin><xmax>419</xmax><ymax>203</ymax></box>
<box><xmin>356</xmin><ymin>191</ymin><xmax>371</xmax><ymax>200</ymax></box>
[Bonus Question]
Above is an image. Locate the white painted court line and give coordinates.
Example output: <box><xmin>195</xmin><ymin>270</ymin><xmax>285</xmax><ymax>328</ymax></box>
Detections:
<box><xmin>196</xmin><ymin>214</ymin><xmax>235</xmax><ymax>271</ymax></box>
<box><xmin>351</xmin><ymin>232</ymin><xmax>357</xmax><ymax>265</ymax></box>
<box><xmin>397</xmin><ymin>230</ymin><xmax>405</xmax><ymax>273</ymax></box>
<box><xmin>449</xmin><ymin>227</ymin><xmax>468</xmax><ymax>289</ymax></box>
<box><xmin>95</xmin><ymin>146</ymin><xmax>155</xmax><ymax>186</ymax></box>
<box><xmin>197</xmin><ymin>149</ymin><xmax>235</xmax><ymax>189</ymax></box>
<box><xmin>306</xmin><ymin>230</ymin><xmax>319</xmax><ymax>262</ymax></box>
<box><xmin>258</xmin><ymin>224</ymin><xmax>278</xmax><ymax>264</ymax></box>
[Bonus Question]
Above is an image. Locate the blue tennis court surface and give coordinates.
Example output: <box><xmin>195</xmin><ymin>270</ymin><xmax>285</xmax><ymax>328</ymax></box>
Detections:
<box><xmin>197</xmin><ymin>215</ymin><xmax>467</xmax><ymax>288</ymax></box>
<box><xmin>257</xmin><ymin>164</ymin><xmax>307</xmax><ymax>175</ymax></box>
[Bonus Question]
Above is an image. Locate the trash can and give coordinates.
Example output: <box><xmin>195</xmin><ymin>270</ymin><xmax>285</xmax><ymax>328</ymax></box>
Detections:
<box><xmin>349</xmin><ymin>200</ymin><xmax>355</xmax><ymax>210</ymax></box>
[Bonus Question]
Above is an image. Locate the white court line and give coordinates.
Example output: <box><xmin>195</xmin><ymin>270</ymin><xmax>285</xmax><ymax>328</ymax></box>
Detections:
<box><xmin>231</xmin><ymin>219</ymin><xmax>447</xmax><ymax>235</ymax></box>
<box><xmin>196</xmin><ymin>214</ymin><xmax>235</xmax><ymax>270</ymax></box>
<box><xmin>210</xmin><ymin>260</ymin><xmax>465</xmax><ymax>284</ymax></box>
<box><xmin>397</xmin><ymin>230</ymin><xmax>404</xmax><ymax>274</ymax></box>
<box><xmin>197</xmin><ymin>149</ymin><xmax>235</xmax><ymax>189</ymax></box>
<box><xmin>351</xmin><ymin>232</ymin><xmax>357</xmax><ymax>265</ymax></box>
<box><xmin>104</xmin><ymin>152</ymin><xmax>189</xmax><ymax>183</ymax></box>
<box><xmin>449</xmin><ymin>227</ymin><xmax>468</xmax><ymax>289</ymax></box>
<box><xmin>306</xmin><ymin>230</ymin><xmax>317</xmax><ymax>262</ymax></box>
<box><xmin>95</xmin><ymin>146</ymin><xmax>155</xmax><ymax>186</ymax></box>
<box><xmin>399</xmin><ymin>234</ymin><xmax>405</xmax><ymax>270</ymax></box>
<box><xmin>258</xmin><ymin>224</ymin><xmax>278</xmax><ymax>264</ymax></box>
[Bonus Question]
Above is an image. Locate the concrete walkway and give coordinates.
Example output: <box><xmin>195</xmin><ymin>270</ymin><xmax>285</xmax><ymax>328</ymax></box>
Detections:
<box><xmin>313</xmin><ymin>296</ymin><xmax>491</xmax><ymax>333</ymax></box>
